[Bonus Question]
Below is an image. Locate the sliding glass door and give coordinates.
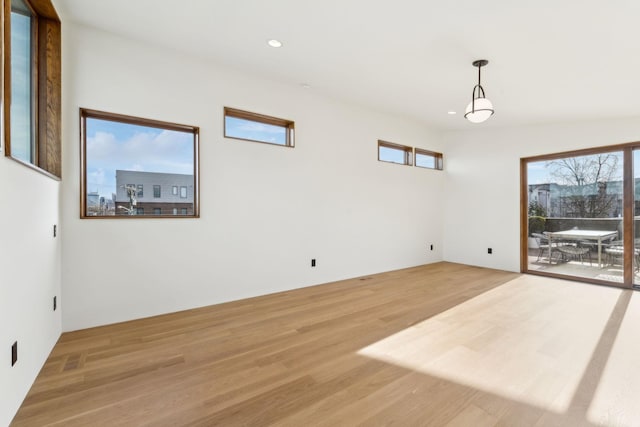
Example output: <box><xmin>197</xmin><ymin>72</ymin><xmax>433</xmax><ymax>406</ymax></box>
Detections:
<box><xmin>634</xmin><ymin>150</ymin><xmax>640</xmax><ymax>286</ymax></box>
<box><xmin>522</xmin><ymin>145</ymin><xmax>639</xmax><ymax>288</ymax></box>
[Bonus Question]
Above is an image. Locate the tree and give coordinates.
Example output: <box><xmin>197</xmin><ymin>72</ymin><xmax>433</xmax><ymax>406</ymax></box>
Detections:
<box><xmin>546</xmin><ymin>154</ymin><xmax>620</xmax><ymax>218</ymax></box>
<box><xmin>528</xmin><ymin>201</ymin><xmax>547</xmax><ymax>218</ymax></box>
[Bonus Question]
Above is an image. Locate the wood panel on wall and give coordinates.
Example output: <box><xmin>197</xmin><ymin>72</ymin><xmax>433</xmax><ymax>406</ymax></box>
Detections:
<box><xmin>37</xmin><ymin>16</ymin><xmax>61</xmax><ymax>178</ymax></box>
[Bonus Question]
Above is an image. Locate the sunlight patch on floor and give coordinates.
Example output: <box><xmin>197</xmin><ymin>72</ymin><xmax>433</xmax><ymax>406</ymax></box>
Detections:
<box><xmin>587</xmin><ymin>291</ymin><xmax>640</xmax><ymax>426</ymax></box>
<box><xmin>358</xmin><ymin>275</ymin><xmax>621</xmax><ymax>413</ymax></box>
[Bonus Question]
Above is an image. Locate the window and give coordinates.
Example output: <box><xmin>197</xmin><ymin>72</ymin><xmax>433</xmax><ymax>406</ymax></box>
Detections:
<box><xmin>378</xmin><ymin>140</ymin><xmax>412</xmax><ymax>166</ymax></box>
<box><xmin>3</xmin><ymin>0</ymin><xmax>61</xmax><ymax>178</ymax></box>
<box><xmin>224</xmin><ymin>107</ymin><xmax>294</xmax><ymax>147</ymax></box>
<box><xmin>180</xmin><ymin>186</ymin><xmax>187</xmax><ymax>198</ymax></box>
<box><xmin>522</xmin><ymin>145</ymin><xmax>637</xmax><ymax>288</ymax></box>
<box><xmin>172</xmin><ymin>186</ymin><xmax>178</xmax><ymax>195</ymax></box>
<box><xmin>80</xmin><ymin>109</ymin><xmax>199</xmax><ymax>218</ymax></box>
<box><xmin>9</xmin><ymin>0</ymin><xmax>33</xmax><ymax>164</ymax></box>
<box><xmin>172</xmin><ymin>208</ymin><xmax>178</xmax><ymax>215</ymax></box>
<box><xmin>415</xmin><ymin>148</ymin><xmax>443</xmax><ymax>170</ymax></box>
<box><xmin>181</xmin><ymin>208</ymin><xmax>188</xmax><ymax>215</ymax></box>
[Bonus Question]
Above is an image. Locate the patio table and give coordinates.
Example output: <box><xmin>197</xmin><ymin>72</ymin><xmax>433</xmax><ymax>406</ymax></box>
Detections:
<box><xmin>547</xmin><ymin>229</ymin><xmax>618</xmax><ymax>268</ymax></box>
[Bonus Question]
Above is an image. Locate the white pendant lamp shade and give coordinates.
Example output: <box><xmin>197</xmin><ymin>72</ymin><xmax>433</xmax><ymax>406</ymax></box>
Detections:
<box><xmin>464</xmin><ymin>59</ymin><xmax>494</xmax><ymax>124</ymax></box>
<box><xmin>465</xmin><ymin>97</ymin><xmax>494</xmax><ymax>123</ymax></box>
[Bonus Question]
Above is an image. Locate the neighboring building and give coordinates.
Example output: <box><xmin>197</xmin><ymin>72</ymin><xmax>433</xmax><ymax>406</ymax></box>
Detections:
<box><xmin>115</xmin><ymin>170</ymin><xmax>194</xmax><ymax>215</ymax></box>
<box><xmin>529</xmin><ymin>178</ymin><xmax>640</xmax><ymax>218</ymax></box>
<box><xmin>87</xmin><ymin>191</ymin><xmax>99</xmax><ymax>207</ymax></box>
<box><xmin>528</xmin><ymin>184</ymin><xmax>551</xmax><ymax>215</ymax></box>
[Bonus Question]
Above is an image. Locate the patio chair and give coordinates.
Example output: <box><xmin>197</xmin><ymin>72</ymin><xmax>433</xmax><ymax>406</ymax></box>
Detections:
<box><xmin>532</xmin><ymin>233</ymin><xmax>553</xmax><ymax>262</ymax></box>
<box><xmin>557</xmin><ymin>244</ymin><xmax>592</xmax><ymax>265</ymax></box>
<box><xmin>604</xmin><ymin>240</ymin><xmax>640</xmax><ymax>271</ymax></box>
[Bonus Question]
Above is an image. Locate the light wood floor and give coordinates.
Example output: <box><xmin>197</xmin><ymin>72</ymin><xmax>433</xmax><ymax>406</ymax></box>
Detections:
<box><xmin>11</xmin><ymin>262</ymin><xmax>640</xmax><ymax>426</ymax></box>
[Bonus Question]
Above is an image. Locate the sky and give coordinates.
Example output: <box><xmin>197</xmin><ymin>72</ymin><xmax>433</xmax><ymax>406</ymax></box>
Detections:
<box><xmin>85</xmin><ymin>118</ymin><xmax>194</xmax><ymax>199</ymax></box>
<box><xmin>526</xmin><ymin>152</ymin><xmax>640</xmax><ymax>185</ymax></box>
<box><xmin>225</xmin><ymin>116</ymin><xmax>287</xmax><ymax>145</ymax></box>
<box><xmin>10</xmin><ymin>8</ymin><xmax>32</xmax><ymax>163</ymax></box>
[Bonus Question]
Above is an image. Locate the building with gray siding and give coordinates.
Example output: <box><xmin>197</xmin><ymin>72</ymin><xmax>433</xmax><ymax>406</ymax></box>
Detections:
<box><xmin>115</xmin><ymin>170</ymin><xmax>194</xmax><ymax>215</ymax></box>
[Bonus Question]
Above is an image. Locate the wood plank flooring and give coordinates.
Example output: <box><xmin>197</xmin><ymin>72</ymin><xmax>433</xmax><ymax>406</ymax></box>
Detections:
<box><xmin>11</xmin><ymin>262</ymin><xmax>640</xmax><ymax>426</ymax></box>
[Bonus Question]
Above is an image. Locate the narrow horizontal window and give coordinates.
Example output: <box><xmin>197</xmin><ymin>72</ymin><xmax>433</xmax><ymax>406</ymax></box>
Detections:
<box><xmin>80</xmin><ymin>109</ymin><xmax>199</xmax><ymax>218</ymax></box>
<box><xmin>415</xmin><ymin>148</ymin><xmax>443</xmax><ymax>170</ymax></box>
<box><xmin>378</xmin><ymin>140</ymin><xmax>413</xmax><ymax>166</ymax></box>
<box><xmin>224</xmin><ymin>107</ymin><xmax>294</xmax><ymax>147</ymax></box>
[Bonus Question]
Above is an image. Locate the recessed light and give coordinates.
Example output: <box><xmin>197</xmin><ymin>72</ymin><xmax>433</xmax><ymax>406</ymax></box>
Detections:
<box><xmin>267</xmin><ymin>39</ymin><xmax>283</xmax><ymax>48</ymax></box>
<box><xmin>447</xmin><ymin>111</ymin><xmax>457</xmax><ymax>115</ymax></box>
<box><xmin>301</xmin><ymin>83</ymin><xmax>311</xmax><ymax>89</ymax></box>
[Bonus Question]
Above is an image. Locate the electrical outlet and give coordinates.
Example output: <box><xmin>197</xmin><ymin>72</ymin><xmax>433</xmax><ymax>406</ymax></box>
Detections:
<box><xmin>11</xmin><ymin>341</ymin><xmax>17</xmax><ymax>366</ymax></box>
<box><xmin>53</xmin><ymin>224</ymin><xmax>57</xmax><ymax>238</ymax></box>
<box><xmin>311</xmin><ymin>259</ymin><xmax>316</xmax><ymax>267</ymax></box>
<box><xmin>53</xmin><ymin>296</ymin><xmax>57</xmax><ymax>311</ymax></box>
<box><xmin>430</xmin><ymin>244</ymin><xmax>434</xmax><ymax>251</ymax></box>
<box><xmin>488</xmin><ymin>248</ymin><xmax>493</xmax><ymax>254</ymax></box>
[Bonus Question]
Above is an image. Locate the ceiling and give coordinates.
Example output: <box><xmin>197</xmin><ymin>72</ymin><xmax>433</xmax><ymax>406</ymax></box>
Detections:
<box><xmin>52</xmin><ymin>0</ymin><xmax>640</xmax><ymax>131</ymax></box>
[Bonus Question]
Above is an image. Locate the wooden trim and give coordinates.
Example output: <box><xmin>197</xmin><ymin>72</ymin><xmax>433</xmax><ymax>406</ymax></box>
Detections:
<box><xmin>525</xmin><ymin>269</ymin><xmax>630</xmax><ymax>289</ymax></box>
<box><xmin>414</xmin><ymin>147</ymin><xmax>443</xmax><ymax>170</ymax></box>
<box><xmin>223</xmin><ymin>106</ymin><xmax>295</xmax><ymax>148</ymax></box>
<box><xmin>192</xmin><ymin>130</ymin><xmax>200</xmax><ymax>217</ymax></box>
<box><xmin>2</xmin><ymin>0</ymin><xmax>10</xmax><ymax>153</ymax></box>
<box><xmin>224</xmin><ymin>107</ymin><xmax>293</xmax><ymax>128</ymax></box>
<box><xmin>79</xmin><ymin>108</ymin><xmax>200</xmax><ymax>219</ymax></box>
<box><xmin>520</xmin><ymin>158</ymin><xmax>528</xmax><ymax>272</ymax></box>
<box><xmin>378</xmin><ymin>140</ymin><xmax>413</xmax><ymax>166</ymax></box>
<box><xmin>37</xmin><ymin>16</ymin><xmax>60</xmax><ymax>176</ymax></box>
<box><xmin>522</xmin><ymin>141</ymin><xmax>640</xmax><ymax>163</ymax></box>
<box><xmin>521</xmin><ymin>143</ymin><xmax>640</xmax><ymax>288</ymax></box>
<box><xmin>79</xmin><ymin>108</ymin><xmax>86</xmax><ymax>216</ymax></box>
<box><xmin>28</xmin><ymin>0</ymin><xmax>58</xmax><ymax>19</ymax></box>
<box><xmin>81</xmin><ymin>108</ymin><xmax>197</xmax><ymax>134</ymax></box>
<box><xmin>623</xmin><ymin>148</ymin><xmax>633</xmax><ymax>286</ymax></box>
<box><xmin>223</xmin><ymin>134</ymin><xmax>295</xmax><ymax>148</ymax></box>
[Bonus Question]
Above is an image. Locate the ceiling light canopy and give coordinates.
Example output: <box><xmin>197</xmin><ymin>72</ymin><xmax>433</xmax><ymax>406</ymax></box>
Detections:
<box><xmin>267</xmin><ymin>39</ymin><xmax>283</xmax><ymax>48</ymax></box>
<box><xmin>464</xmin><ymin>59</ymin><xmax>494</xmax><ymax>124</ymax></box>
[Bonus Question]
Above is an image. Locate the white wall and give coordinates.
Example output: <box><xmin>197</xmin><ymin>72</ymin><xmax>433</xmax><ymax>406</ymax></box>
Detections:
<box><xmin>60</xmin><ymin>23</ymin><xmax>445</xmax><ymax>331</ymax></box>
<box><xmin>0</xmin><ymin>159</ymin><xmax>61</xmax><ymax>425</ymax></box>
<box><xmin>443</xmin><ymin>118</ymin><xmax>640</xmax><ymax>272</ymax></box>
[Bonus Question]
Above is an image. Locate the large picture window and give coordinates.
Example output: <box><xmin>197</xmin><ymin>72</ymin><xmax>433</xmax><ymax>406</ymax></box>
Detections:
<box><xmin>80</xmin><ymin>109</ymin><xmax>199</xmax><ymax>218</ymax></box>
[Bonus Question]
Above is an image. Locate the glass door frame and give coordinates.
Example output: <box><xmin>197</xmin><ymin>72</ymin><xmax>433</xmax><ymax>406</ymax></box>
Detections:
<box><xmin>521</xmin><ymin>143</ymin><xmax>638</xmax><ymax>289</ymax></box>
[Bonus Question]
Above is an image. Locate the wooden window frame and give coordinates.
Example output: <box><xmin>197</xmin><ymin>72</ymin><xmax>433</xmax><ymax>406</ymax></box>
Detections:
<box><xmin>224</xmin><ymin>107</ymin><xmax>295</xmax><ymax>147</ymax></box>
<box><xmin>80</xmin><ymin>108</ymin><xmax>200</xmax><ymax>219</ymax></box>
<box><xmin>2</xmin><ymin>0</ymin><xmax>61</xmax><ymax>179</ymax></box>
<box><xmin>415</xmin><ymin>148</ymin><xmax>443</xmax><ymax>170</ymax></box>
<box><xmin>378</xmin><ymin>140</ymin><xmax>413</xmax><ymax>166</ymax></box>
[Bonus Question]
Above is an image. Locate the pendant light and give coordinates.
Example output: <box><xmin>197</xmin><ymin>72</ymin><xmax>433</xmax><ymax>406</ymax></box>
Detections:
<box><xmin>464</xmin><ymin>59</ymin><xmax>494</xmax><ymax>123</ymax></box>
